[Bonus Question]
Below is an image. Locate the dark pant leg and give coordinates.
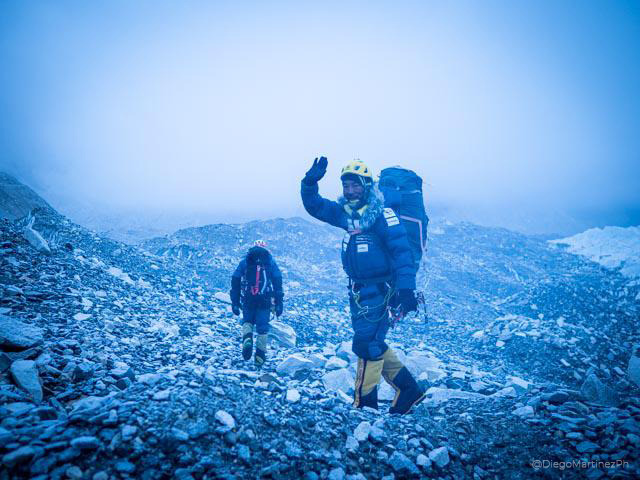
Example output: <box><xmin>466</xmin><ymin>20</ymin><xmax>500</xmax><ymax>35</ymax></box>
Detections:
<box><xmin>350</xmin><ymin>284</ymin><xmax>390</xmax><ymax>361</ymax></box>
<box><xmin>242</xmin><ymin>305</ymin><xmax>256</xmax><ymax>325</ymax></box>
<box><xmin>350</xmin><ymin>284</ymin><xmax>390</xmax><ymax>409</ymax></box>
<box><xmin>254</xmin><ymin>308</ymin><xmax>271</xmax><ymax>335</ymax></box>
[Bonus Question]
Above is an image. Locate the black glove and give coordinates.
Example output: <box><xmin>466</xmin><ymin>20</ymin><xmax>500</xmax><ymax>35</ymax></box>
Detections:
<box><xmin>232</xmin><ymin>304</ymin><xmax>241</xmax><ymax>316</ymax></box>
<box><xmin>274</xmin><ymin>292</ymin><xmax>284</xmax><ymax>317</ymax></box>
<box><xmin>230</xmin><ymin>280</ymin><xmax>241</xmax><ymax>306</ymax></box>
<box><xmin>397</xmin><ymin>289</ymin><xmax>418</xmax><ymax>313</ymax></box>
<box><xmin>303</xmin><ymin>156</ymin><xmax>328</xmax><ymax>185</ymax></box>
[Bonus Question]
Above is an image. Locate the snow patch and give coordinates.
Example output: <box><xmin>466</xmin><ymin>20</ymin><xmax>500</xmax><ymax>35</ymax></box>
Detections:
<box><xmin>550</xmin><ymin>226</ymin><xmax>640</xmax><ymax>278</ymax></box>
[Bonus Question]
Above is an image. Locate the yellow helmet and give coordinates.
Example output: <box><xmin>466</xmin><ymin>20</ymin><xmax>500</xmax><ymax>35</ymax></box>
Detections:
<box><xmin>340</xmin><ymin>159</ymin><xmax>373</xmax><ymax>182</ymax></box>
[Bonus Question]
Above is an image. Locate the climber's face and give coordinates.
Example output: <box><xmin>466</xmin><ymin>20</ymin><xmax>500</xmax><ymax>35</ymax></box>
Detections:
<box><xmin>342</xmin><ymin>179</ymin><xmax>364</xmax><ymax>202</ymax></box>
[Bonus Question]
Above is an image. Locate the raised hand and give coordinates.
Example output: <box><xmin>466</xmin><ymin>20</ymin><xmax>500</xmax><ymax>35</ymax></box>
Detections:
<box><xmin>303</xmin><ymin>156</ymin><xmax>328</xmax><ymax>185</ymax></box>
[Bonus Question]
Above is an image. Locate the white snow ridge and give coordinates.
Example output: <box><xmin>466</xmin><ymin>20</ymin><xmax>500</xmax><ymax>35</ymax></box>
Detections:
<box><xmin>550</xmin><ymin>226</ymin><xmax>640</xmax><ymax>278</ymax></box>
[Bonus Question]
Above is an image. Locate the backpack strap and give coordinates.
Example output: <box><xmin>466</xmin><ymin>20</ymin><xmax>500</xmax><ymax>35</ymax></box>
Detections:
<box><xmin>250</xmin><ymin>265</ymin><xmax>261</xmax><ymax>295</ymax></box>
<box><xmin>399</xmin><ymin>215</ymin><xmax>427</xmax><ymax>251</ymax></box>
<box><xmin>259</xmin><ymin>267</ymin><xmax>269</xmax><ymax>294</ymax></box>
<box><xmin>248</xmin><ymin>264</ymin><xmax>272</xmax><ymax>296</ymax></box>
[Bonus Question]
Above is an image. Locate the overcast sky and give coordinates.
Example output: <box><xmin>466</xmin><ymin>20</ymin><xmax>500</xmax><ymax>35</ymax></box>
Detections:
<box><xmin>1</xmin><ymin>1</ymin><xmax>639</xmax><ymax>227</ymax></box>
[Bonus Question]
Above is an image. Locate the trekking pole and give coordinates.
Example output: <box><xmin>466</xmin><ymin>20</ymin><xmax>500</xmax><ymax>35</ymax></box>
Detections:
<box><xmin>416</xmin><ymin>291</ymin><xmax>427</xmax><ymax>322</ymax></box>
<box><xmin>417</xmin><ymin>248</ymin><xmax>430</xmax><ymax>323</ymax></box>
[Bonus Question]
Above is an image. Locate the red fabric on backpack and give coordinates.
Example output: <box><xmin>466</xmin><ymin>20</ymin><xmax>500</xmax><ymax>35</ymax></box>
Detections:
<box><xmin>251</xmin><ymin>265</ymin><xmax>262</xmax><ymax>295</ymax></box>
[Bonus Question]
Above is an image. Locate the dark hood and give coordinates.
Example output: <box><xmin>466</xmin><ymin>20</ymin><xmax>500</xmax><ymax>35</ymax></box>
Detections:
<box><xmin>246</xmin><ymin>246</ymin><xmax>271</xmax><ymax>265</ymax></box>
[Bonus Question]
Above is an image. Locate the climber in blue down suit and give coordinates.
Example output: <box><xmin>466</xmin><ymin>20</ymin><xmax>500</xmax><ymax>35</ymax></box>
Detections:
<box><xmin>301</xmin><ymin>156</ymin><xmax>425</xmax><ymax>414</ymax></box>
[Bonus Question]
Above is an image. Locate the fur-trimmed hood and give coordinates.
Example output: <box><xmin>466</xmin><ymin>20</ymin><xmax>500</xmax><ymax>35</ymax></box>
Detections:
<box><xmin>338</xmin><ymin>183</ymin><xmax>385</xmax><ymax>230</ymax></box>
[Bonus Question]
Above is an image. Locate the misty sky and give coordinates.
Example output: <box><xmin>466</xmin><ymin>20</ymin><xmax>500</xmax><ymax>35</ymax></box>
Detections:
<box><xmin>1</xmin><ymin>1</ymin><xmax>639</xmax><ymax>226</ymax></box>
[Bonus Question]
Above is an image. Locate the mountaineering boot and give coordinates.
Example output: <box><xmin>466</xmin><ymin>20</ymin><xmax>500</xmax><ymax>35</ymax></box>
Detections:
<box><xmin>353</xmin><ymin>358</ymin><xmax>384</xmax><ymax>410</ymax></box>
<box><xmin>242</xmin><ymin>323</ymin><xmax>253</xmax><ymax>361</ymax></box>
<box><xmin>387</xmin><ymin>367</ymin><xmax>425</xmax><ymax>414</ymax></box>
<box><xmin>255</xmin><ymin>334</ymin><xmax>268</xmax><ymax>368</ymax></box>
<box><xmin>382</xmin><ymin>348</ymin><xmax>425</xmax><ymax>414</ymax></box>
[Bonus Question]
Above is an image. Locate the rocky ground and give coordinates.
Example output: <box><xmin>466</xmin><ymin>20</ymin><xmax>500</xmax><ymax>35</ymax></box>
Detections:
<box><xmin>1</xmin><ymin>209</ymin><xmax>640</xmax><ymax>479</ymax></box>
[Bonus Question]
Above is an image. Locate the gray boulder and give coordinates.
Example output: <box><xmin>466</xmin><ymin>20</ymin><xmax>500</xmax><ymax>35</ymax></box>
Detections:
<box><xmin>322</xmin><ymin>368</ymin><xmax>354</xmax><ymax>395</ymax></box>
<box><xmin>10</xmin><ymin>360</ymin><xmax>42</xmax><ymax>403</ymax></box>
<box><xmin>505</xmin><ymin>375</ymin><xmax>531</xmax><ymax>394</ymax></box>
<box><xmin>138</xmin><ymin>373</ymin><xmax>163</xmax><ymax>385</ymax></box>
<box><xmin>269</xmin><ymin>321</ymin><xmax>297</xmax><ymax>348</ymax></box>
<box><xmin>416</xmin><ymin>453</ymin><xmax>432</xmax><ymax>468</ymax></box>
<box><xmin>345</xmin><ymin>435</ymin><xmax>358</xmax><ymax>451</ymax></box>
<box><xmin>70</xmin><ymin>436</ymin><xmax>101</xmax><ymax>450</ymax></box>
<box><xmin>328</xmin><ymin>467</ymin><xmax>345</xmax><ymax>480</ymax></box>
<box><xmin>428</xmin><ymin>446</ymin><xmax>450</xmax><ymax>468</ymax></box>
<box><xmin>404</xmin><ymin>352</ymin><xmax>442</xmax><ymax>377</ymax></box>
<box><xmin>325</xmin><ymin>356</ymin><xmax>348</xmax><ymax>370</ymax></box>
<box><xmin>580</xmin><ymin>368</ymin><xmax>620</xmax><ymax>407</ymax></box>
<box><xmin>424</xmin><ymin>387</ymin><xmax>487</xmax><ymax>406</ymax></box>
<box><xmin>491</xmin><ymin>387</ymin><xmax>517</xmax><ymax>398</ymax></box>
<box><xmin>512</xmin><ymin>406</ymin><xmax>535</xmax><ymax>418</ymax></box>
<box><xmin>70</xmin><ymin>394</ymin><xmax>116</xmax><ymax>417</ymax></box>
<box><xmin>336</xmin><ymin>341</ymin><xmax>357</xmax><ymax>364</ymax></box>
<box><xmin>215</xmin><ymin>410</ymin><xmax>236</xmax><ymax>429</ymax></box>
<box><xmin>543</xmin><ymin>390</ymin><xmax>571</xmax><ymax>404</ymax></box>
<box><xmin>276</xmin><ymin>354</ymin><xmax>315</xmax><ymax>377</ymax></box>
<box><xmin>23</xmin><ymin>224</ymin><xmax>50</xmax><ymax>254</ymax></box>
<box><xmin>308</xmin><ymin>353</ymin><xmax>328</xmax><ymax>368</ymax></box>
<box><xmin>388</xmin><ymin>451</ymin><xmax>419</xmax><ymax>475</ymax></box>
<box><xmin>2</xmin><ymin>445</ymin><xmax>36</xmax><ymax>467</ymax></box>
<box><xmin>214</xmin><ymin>292</ymin><xmax>232</xmax><ymax>304</ymax></box>
<box><xmin>353</xmin><ymin>422</ymin><xmax>371</xmax><ymax>442</ymax></box>
<box><xmin>0</xmin><ymin>315</ymin><xmax>44</xmax><ymax>350</ymax></box>
<box><xmin>369</xmin><ymin>425</ymin><xmax>386</xmax><ymax>444</ymax></box>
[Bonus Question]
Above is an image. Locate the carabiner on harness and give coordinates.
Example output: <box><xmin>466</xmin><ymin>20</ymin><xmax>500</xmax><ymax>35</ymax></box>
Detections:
<box><xmin>388</xmin><ymin>304</ymin><xmax>404</xmax><ymax>329</ymax></box>
<box><xmin>350</xmin><ymin>281</ymin><xmax>393</xmax><ymax>322</ymax></box>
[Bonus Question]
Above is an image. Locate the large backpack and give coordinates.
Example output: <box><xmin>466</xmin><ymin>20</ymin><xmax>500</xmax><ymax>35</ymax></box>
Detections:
<box><xmin>378</xmin><ymin>167</ymin><xmax>429</xmax><ymax>267</ymax></box>
<box><xmin>242</xmin><ymin>247</ymin><xmax>273</xmax><ymax>306</ymax></box>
